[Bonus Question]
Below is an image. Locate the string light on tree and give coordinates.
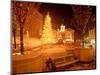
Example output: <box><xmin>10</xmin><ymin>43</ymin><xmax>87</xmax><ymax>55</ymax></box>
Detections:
<box><xmin>41</xmin><ymin>12</ymin><xmax>55</xmax><ymax>44</ymax></box>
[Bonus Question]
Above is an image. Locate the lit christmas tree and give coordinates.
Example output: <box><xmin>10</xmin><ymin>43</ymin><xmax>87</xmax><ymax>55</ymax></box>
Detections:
<box><xmin>41</xmin><ymin>12</ymin><xmax>55</xmax><ymax>44</ymax></box>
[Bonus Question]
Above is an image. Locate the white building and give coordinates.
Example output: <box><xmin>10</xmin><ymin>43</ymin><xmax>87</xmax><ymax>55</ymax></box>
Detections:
<box><xmin>57</xmin><ymin>24</ymin><xmax>74</xmax><ymax>43</ymax></box>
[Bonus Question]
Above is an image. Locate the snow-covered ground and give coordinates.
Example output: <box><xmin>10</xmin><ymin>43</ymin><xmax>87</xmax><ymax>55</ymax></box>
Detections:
<box><xmin>12</xmin><ymin>43</ymin><xmax>69</xmax><ymax>73</ymax></box>
<box><xmin>41</xmin><ymin>44</ymin><xmax>67</xmax><ymax>59</ymax></box>
<box><xmin>12</xmin><ymin>36</ymin><xmax>69</xmax><ymax>56</ymax></box>
<box><xmin>12</xmin><ymin>36</ymin><xmax>41</xmax><ymax>48</ymax></box>
<box><xmin>12</xmin><ymin>36</ymin><xmax>42</xmax><ymax>53</ymax></box>
<box><xmin>24</xmin><ymin>37</ymin><xmax>41</xmax><ymax>48</ymax></box>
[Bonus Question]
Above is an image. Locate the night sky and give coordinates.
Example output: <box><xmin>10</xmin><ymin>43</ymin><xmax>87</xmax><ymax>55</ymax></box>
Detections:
<box><xmin>38</xmin><ymin>3</ymin><xmax>96</xmax><ymax>32</ymax></box>
<box><xmin>39</xmin><ymin>3</ymin><xmax>74</xmax><ymax>29</ymax></box>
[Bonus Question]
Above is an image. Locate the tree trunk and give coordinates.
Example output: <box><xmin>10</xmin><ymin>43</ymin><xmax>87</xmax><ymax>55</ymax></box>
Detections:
<box><xmin>13</xmin><ymin>28</ymin><xmax>16</xmax><ymax>49</ymax></box>
<box><xmin>20</xmin><ymin>24</ymin><xmax>24</xmax><ymax>55</ymax></box>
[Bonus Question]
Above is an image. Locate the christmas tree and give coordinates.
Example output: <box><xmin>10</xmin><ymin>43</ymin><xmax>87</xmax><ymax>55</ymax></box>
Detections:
<box><xmin>41</xmin><ymin>12</ymin><xmax>54</xmax><ymax>44</ymax></box>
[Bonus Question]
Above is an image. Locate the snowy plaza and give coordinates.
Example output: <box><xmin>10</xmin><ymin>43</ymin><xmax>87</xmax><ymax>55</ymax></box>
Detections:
<box><xmin>12</xmin><ymin>1</ymin><xmax>96</xmax><ymax>74</ymax></box>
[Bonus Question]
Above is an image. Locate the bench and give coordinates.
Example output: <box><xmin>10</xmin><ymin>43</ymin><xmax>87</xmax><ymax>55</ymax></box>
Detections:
<box><xmin>45</xmin><ymin>54</ymin><xmax>79</xmax><ymax>71</ymax></box>
<box><xmin>52</xmin><ymin>54</ymin><xmax>79</xmax><ymax>68</ymax></box>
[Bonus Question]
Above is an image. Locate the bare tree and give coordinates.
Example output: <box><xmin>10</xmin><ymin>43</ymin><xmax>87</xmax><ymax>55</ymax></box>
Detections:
<box><xmin>12</xmin><ymin>1</ymin><xmax>29</xmax><ymax>54</ymax></box>
<box><xmin>12</xmin><ymin>1</ymin><xmax>18</xmax><ymax>49</ymax></box>
<box><xmin>72</xmin><ymin>6</ymin><xmax>92</xmax><ymax>47</ymax></box>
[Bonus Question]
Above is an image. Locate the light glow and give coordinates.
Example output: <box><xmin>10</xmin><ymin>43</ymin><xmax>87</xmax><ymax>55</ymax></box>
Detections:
<box><xmin>60</xmin><ymin>24</ymin><xmax>65</xmax><ymax>32</ymax></box>
<box><xmin>41</xmin><ymin>12</ymin><xmax>55</xmax><ymax>44</ymax></box>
